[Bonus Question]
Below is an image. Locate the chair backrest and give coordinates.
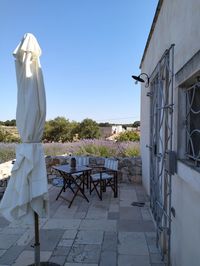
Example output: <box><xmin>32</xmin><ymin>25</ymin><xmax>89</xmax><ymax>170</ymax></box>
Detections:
<box><xmin>74</xmin><ymin>156</ymin><xmax>90</xmax><ymax>166</ymax></box>
<box><xmin>104</xmin><ymin>158</ymin><xmax>118</xmax><ymax>171</ymax></box>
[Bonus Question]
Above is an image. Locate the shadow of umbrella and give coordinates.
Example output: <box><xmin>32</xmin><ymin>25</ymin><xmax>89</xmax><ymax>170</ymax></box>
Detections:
<box><xmin>0</xmin><ymin>33</ymin><xmax>59</xmax><ymax>266</ymax></box>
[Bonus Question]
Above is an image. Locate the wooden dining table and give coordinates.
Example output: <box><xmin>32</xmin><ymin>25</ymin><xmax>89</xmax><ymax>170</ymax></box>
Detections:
<box><xmin>52</xmin><ymin>164</ymin><xmax>92</xmax><ymax>208</ymax></box>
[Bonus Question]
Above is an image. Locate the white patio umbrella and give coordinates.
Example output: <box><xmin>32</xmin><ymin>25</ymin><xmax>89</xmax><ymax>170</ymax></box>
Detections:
<box><xmin>0</xmin><ymin>33</ymin><xmax>49</xmax><ymax>265</ymax></box>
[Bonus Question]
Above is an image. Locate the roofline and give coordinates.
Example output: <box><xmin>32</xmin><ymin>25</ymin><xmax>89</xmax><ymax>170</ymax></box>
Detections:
<box><xmin>139</xmin><ymin>0</ymin><xmax>164</xmax><ymax>69</ymax></box>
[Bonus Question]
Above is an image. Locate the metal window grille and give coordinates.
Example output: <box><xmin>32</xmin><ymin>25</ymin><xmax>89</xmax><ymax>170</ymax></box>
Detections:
<box><xmin>185</xmin><ymin>81</ymin><xmax>200</xmax><ymax>165</ymax></box>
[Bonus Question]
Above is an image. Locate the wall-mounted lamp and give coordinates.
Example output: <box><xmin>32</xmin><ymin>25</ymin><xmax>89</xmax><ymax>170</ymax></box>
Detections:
<box><xmin>132</xmin><ymin>73</ymin><xmax>150</xmax><ymax>88</ymax></box>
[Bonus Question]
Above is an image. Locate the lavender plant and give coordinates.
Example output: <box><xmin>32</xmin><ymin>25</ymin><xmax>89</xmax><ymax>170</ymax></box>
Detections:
<box><xmin>0</xmin><ymin>143</ymin><xmax>16</xmax><ymax>163</ymax></box>
<box><xmin>43</xmin><ymin>139</ymin><xmax>140</xmax><ymax>157</ymax></box>
<box><xmin>0</xmin><ymin>139</ymin><xmax>140</xmax><ymax>163</ymax></box>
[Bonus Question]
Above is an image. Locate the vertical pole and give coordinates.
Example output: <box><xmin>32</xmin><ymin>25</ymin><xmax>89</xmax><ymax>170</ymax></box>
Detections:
<box><xmin>34</xmin><ymin>211</ymin><xmax>40</xmax><ymax>266</ymax></box>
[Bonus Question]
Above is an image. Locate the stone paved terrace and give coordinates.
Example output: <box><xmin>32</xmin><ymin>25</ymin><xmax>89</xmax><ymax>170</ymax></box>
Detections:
<box><xmin>0</xmin><ymin>183</ymin><xmax>165</xmax><ymax>266</ymax></box>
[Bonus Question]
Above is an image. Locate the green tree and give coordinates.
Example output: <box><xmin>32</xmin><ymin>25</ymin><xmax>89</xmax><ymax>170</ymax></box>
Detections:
<box><xmin>78</xmin><ymin>118</ymin><xmax>100</xmax><ymax>139</ymax></box>
<box><xmin>4</xmin><ymin>119</ymin><xmax>16</xmax><ymax>126</ymax></box>
<box><xmin>116</xmin><ymin>131</ymin><xmax>140</xmax><ymax>142</ymax></box>
<box><xmin>43</xmin><ymin>117</ymin><xmax>78</xmax><ymax>142</ymax></box>
<box><xmin>133</xmin><ymin>121</ymin><xmax>140</xmax><ymax>128</ymax></box>
<box><xmin>98</xmin><ymin>122</ymin><xmax>111</xmax><ymax>127</ymax></box>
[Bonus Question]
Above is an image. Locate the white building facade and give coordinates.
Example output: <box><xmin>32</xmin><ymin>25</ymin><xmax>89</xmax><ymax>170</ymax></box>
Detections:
<box><xmin>140</xmin><ymin>0</ymin><xmax>200</xmax><ymax>265</ymax></box>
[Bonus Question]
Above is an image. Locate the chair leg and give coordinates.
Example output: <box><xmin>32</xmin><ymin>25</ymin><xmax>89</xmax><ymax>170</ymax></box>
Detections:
<box><xmin>89</xmin><ymin>176</ymin><xmax>92</xmax><ymax>195</ymax></box>
<box><xmin>90</xmin><ymin>179</ymin><xmax>102</xmax><ymax>200</ymax></box>
<box><xmin>114</xmin><ymin>173</ymin><xmax>118</xmax><ymax>197</ymax></box>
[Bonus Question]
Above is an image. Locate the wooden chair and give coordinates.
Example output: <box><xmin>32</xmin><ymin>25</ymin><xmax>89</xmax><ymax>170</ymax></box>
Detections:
<box><xmin>70</xmin><ymin>156</ymin><xmax>90</xmax><ymax>188</ymax></box>
<box><xmin>89</xmin><ymin>158</ymin><xmax>118</xmax><ymax>200</ymax></box>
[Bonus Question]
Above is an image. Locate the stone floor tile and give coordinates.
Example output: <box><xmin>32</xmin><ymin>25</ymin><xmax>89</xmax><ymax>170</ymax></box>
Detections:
<box><xmin>0</xmin><ymin>227</ymin><xmax>26</xmax><ymax>235</ymax></box>
<box><xmin>148</xmin><ymin>244</ymin><xmax>160</xmax><ymax>253</ymax></box>
<box><xmin>80</xmin><ymin>219</ymin><xmax>116</xmax><ymax>231</ymax></box>
<box><xmin>135</xmin><ymin>194</ymin><xmax>149</xmax><ymax>203</ymax></box>
<box><xmin>85</xmin><ymin>210</ymin><xmax>108</xmax><ymax>219</ymax></box>
<box><xmin>52</xmin><ymin>246</ymin><xmax>71</xmax><ymax>256</ymax></box>
<box><xmin>0</xmin><ymin>217</ymin><xmax>9</xmax><ymax>229</ymax></box>
<box><xmin>120</xmin><ymin>189</ymin><xmax>137</xmax><ymax>200</ymax></box>
<box><xmin>119</xmin><ymin>206</ymin><xmax>142</xmax><ymax>220</ymax></box>
<box><xmin>58</xmin><ymin>239</ymin><xmax>74</xmax><ymax>247</ymax></box>
<box><xmin>65</xmin><ymin>263</ymin><xmax>98</xmax><ymax>266</ymax></box>
<box><xmin>12</xmin><ymin>250</ymin><xmax>52</xmax><ymax>266</ymax></box>
<box><xmin>145</xmin><ymin>232</ymin><xmax>157</xmax><ymax>246</ymax></box>
<box><xmin>118</xmin><ymin>232</ymin><xmax>149</xmax><ymax>256</ymax></box>
<box><xmin>108</xmin><ymin>204</ymin><xmax>119</xmax><ymax>212</ymax></box>
<box><xmin>52</xmin><ymin>205</ymin><xmax>78</xmax><ymax>219</ymax></box>
<box><xmin>49</xmin><ymin>198</ymin><xmax>63</xmax><ymax>218</ymax></box>
<box><xmin>99</xmin><ymin>250</ymin><xmax>117</xmax><ymax>266</ymax></box>
<box><xmin>26</xmin><ymin>229</ymin><xmax>65</xmax><ymax>251</ymax></box>
<box><xmin>0</xmin><ymin>234</ymin><xmax>20</xmax><ymax>249</ymax></box>
<box><xmin>102</xmin><ymin>232</ymin><xmax>117</xmax><ymax>251</ymax></box>
<box><xmin>0</xmin><ymin>250</ymin><xmax>6</xmax><ymax>257</ymax></box>
<box><xmin>66</xmin><ymin>244</ymin><xmax>101</xmax><ymax>264</ymax></box>
<box><xmin>0</xmin><ymin>245</ymin><xmax>24</xmax><ymax>265</ymax></box>
<box><xmin>118</xmin><ymin>254</ymin><xmax>150</xmax><ymax>266</ymax></box>
<box><xmin>62</xmin><ymin>230</ymin><xmax>77</xmax><ymax>239</ymax></box>
<box><xmin>7</xmin><ymin>221</ymin><xmax>30</xmax><ymax>229</ymax></box>
<box><xmin>49</xmin><ymin>255</ymin><xmax>66</xmax><ymax>265</ymax></box>
<box><xmin>151</xmin><ymin>263</ymin><xmax>166</xmax><ymax>266</ymax></box>
<box><xmin>43</xmin><ymin>219</ymin><xmax>81</xmax><ymax>230</ymax></box>
<box><xmin>107</xmin><ymin>212</ymin><xmax>119</xmax><ymax>220</ymax></box>
<box><xmin>74</xmin><ymin>230</ymin><xmax>104</xmax><ymax>245</ymax></box>
<box><xmin>17</xmin><ymin>229</ymin><xmax>34</xmax><ymax>246</ymax></box>
<box><xmin>141</xmin><ymin>207</ymin><xmax>153</xmax><ymax>221</ymax></box>
<box><xmin>73</xmin><ymin>212</ymin><xmax>87</xmax><ymax>219</ymax></box>
<box><xmin>118</xmin><ymin>219</ymin><xmax>155</xmax><ymax>232</ymax></box>
<box><xmin>76</xmin><ymin>203</ymin><xmax>90</xmax><ymax>213</ymax></box>
<box><xmin>150</xmin><ymin>253</ymin><xmax>165</xmax><ymax>264</ymax></box>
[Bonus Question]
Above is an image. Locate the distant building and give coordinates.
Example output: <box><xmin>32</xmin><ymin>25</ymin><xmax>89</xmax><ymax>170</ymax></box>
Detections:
<box><xmin>99</xmin><ymin>125</ymin><xmax>124</xmax><ymax>139</ymax></box>
<box><xmin>126</xmin><ymin>126</ymin><xmax>140</xmax><ymax>132</ymax></box>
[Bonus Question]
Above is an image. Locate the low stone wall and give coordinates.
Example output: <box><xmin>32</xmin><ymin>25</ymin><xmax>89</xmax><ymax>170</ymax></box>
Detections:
<box><xmin>45</xmin><ymin>155</ymin><xmax>142</xmax><ymax>184</ymax></box>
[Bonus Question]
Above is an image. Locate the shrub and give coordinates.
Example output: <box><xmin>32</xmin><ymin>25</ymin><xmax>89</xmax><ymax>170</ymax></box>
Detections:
<box><xmin>42</xmin><ymin>139</ymin><xmax>140</xmax><ymax>158</ymax></box>
<box><xmin>75</xmin><ymin>143</ymin><xmax>116</xmax><ymax>157</ymax></box>
<box><xmin>123</xmin><ymin>147</ymin><xmax>140</xmax><ymax>157</ymax></box>
<box><xmin>0</xmin><ymin>143</ymin><xmax>16</xmax><ymax>163</ymax></box>
<box><xmin>0</xmin><ymin>139</ymin><xmax>140</xmax><ymax>164</ymax></box>
<box><xmin>116</xmin><ymin>131</ymin><xmax>140</xmax><ymax>142</ymax></box>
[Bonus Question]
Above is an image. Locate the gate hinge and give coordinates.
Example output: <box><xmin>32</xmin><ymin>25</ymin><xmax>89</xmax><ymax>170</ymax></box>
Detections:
<box><xmin>146</xmin><ymin>92</ymin><xmax>153</xmax><ymax>97</ymax></box>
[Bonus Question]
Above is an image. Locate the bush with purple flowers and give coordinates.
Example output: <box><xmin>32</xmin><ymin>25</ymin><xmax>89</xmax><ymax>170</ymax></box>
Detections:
<box><xmin>0</xmin><ymin>139</ymin><xmax>140</xmax><ymax>163</ymax></box>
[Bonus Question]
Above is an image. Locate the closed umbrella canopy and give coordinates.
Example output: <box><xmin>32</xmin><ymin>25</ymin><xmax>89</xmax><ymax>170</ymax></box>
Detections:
<box><xmin>0</xmin><ymin>33</ymin><xmax>48</xmax><ymax>224</ymax></box>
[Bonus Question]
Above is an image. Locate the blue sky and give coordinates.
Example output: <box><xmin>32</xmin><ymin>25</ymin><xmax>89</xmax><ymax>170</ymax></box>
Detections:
<box><xmin>0</xmin><ymin>0</ymin><xmax>158</xmax><ymax>124</ymax></box>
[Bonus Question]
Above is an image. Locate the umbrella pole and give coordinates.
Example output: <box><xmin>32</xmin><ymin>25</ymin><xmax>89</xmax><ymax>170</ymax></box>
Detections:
<box><xmin>34</xmin><ymin>211</ymin><xmax>40</xmax><ymax>266</ymax></box>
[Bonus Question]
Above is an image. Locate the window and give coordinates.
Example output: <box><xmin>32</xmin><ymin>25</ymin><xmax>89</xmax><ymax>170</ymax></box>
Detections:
<box><xmin>185</xmin><ymin>79</ymin><xmax>200</xmax><ymax>165</ymax></box>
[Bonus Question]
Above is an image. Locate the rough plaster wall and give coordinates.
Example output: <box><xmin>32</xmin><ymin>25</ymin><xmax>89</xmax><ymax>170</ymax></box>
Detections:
<box><xmin>141</xmin><ymin>0</ymin><xmax>200</xmax><ymax>193</ymax></box>
<box><xmin>140</xmin><ymin>0</ymin><xmax>200</xmax><ymax>264</ymax></box>
<box><xmin>141</xmin><ymin>0</ymin><xmax>200</xmax><ymax>75</ymax></box>
<box><xmin>171</xmin><ymin>175</ymin><xmax>200</xmax><ymax>266</ymax></box>
<box><xmin>140</xmin><ymin>84</ymin><xmax>150</xmax><ymax>194</ymax></box>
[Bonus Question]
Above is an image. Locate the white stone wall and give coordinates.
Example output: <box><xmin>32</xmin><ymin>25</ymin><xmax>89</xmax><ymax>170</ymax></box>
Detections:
<box><xmin>140</xmin><ymin>0</ymin><xmax>200</xmax><ymax>265</ymax></box>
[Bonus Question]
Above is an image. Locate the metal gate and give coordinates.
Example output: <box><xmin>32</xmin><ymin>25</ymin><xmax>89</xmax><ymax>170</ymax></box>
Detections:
<box><xmin>149</xmin><ymin>44</ymin><xmax>175</xmax><ymax>265</ymax></box>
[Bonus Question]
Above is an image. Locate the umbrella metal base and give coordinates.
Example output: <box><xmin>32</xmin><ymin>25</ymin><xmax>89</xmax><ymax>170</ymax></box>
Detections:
<box><xmin>28</xmin><ymin>263</ymin><xmax>60</xmax><ymax>266</ymax></box>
